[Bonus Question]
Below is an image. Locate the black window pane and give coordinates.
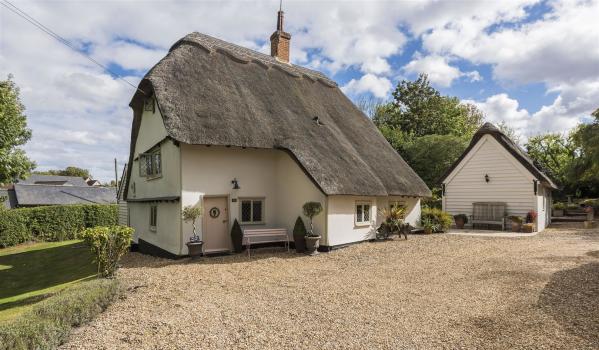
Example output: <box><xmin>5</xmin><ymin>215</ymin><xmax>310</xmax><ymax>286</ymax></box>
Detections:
<box><xmin>356</xmin><ymin>205</ymin><xmax>362</xmax><ymax>221</ymax></box>
<box><xmin>241</xmin><ymin>201</ymin><xmax>251</xmax><ymax>222</ymax></box>
<box><xmin>364</xmin><ymin>205</ymin><xmax>370</xmax><ymax>221</ymax></box>
<box><xmin>252</xmin><ymin>201</ymin><xmax>262</xmax><ymax>222</ymax></box>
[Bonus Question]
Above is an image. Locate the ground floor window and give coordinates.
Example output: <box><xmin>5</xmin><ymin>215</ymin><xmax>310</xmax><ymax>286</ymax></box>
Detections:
<box><xmin>355</xmin><ymin>202</ymin><xmax>371</xmax><ymax>226</ymax></box>
<box><xmin>240</xmin><ymin>198</ymin><xmax>264</xmax><ymax>224</ymax></box>
<box><xmin>150</xmin><ymin>205</ymin><xmax>157</xmax><ymax>231</ymax></box>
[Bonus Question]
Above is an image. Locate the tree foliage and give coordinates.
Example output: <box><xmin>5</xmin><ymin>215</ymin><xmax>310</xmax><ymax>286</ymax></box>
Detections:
<box><xmin>403</xmin><ymin>135</ymin><xmax>469</xmax><ymax>187</ymax></box>
<box><xmin>0</xmin><ymin>75</ymin><xmax>35</xmax><ymax>185</ymax></box>
<box><xmin>34</xmin><ymin>166</ymin><xmax>91</xmax><ymax>178</ymax></box>
<box><xmin>525</xmin><ymin>133</ymin><xmax>576</xmax><ymax>186</ymax></box>
<box><xmin>568</xmin><ymin>108</ymin><xmax>599</xmax><ymax>195</ymax></box>
<box><xmin>374</xmin><ymin>74</ymin><xmax>483</xmax><ymax>144</ymax></box>
<box><xmin>371</xmin><ymin>74</ymin><xmax>484</xmax><ymax>187</ymax></box>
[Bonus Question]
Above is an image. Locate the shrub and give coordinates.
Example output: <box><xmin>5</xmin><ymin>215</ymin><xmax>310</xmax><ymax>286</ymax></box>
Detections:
<box><xmin>79</xmin><ymin>226</ymin><xmax>133</xmax><ymax>278</ymax></box>
<box><xmin>0</xmin><ymin>210</ymin><xmax>31</xmax><ymax>247</ymax></box>
<box><xmin>508</xmin><ymin>216</ymin><xmax>524</xmax><ymax>224</ymax></box>
<box><xmin>0</xmin><ymin>278</ymin><xmax>119</xmax><ymax>350</ymax></box>
<box><xmin>420</xmin><ymin>216</ymin><xmax>440</xmax><ymax>233</ymax></box>
<box><xmin>302</xmin><ymin>202</ymin><xmax>323</xmax><ymax>237</ymax></box>
<box><xmin>230</xmin><ymin>219</ymin><xmax>243</xmax><ymax>253</ymax></box>
<box><xmin>553</xmin><ymin>202</ymin><xmax>566</xmax><ymax>210</ymax></box>
<box><xmin>292</xmin><ymin>216</ymin><xmax>307</xmax><ymax>253</ymax></box>
<box><xmin>0</xmin><ymin>204</ymin><xmax>117</xmax><ymax>248</ymax></box>
<box><xmin>420</xmin><ymin>207</ymin><xmax>452</xmax><ymax>232</ymax></box>
<box><xmin>526</xmin><ymin>210</ymin><xmax>538</xmax><ymax>223</ymax></box>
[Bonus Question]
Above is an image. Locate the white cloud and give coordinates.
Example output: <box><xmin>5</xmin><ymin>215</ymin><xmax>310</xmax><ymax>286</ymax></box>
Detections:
<box><xmin>341</xmin><ymin>74</ymin><xmax>392</xmax><ymax>99</ymax></box>
<box><xmin>403</xmin><ymin>54</ymin><xmax>481</xmax><ymax>87</ymax></box>
<box><xmin>1</xmin><ymin>0</ymin><xmax>597</xmax><ymax>180</ymax></box>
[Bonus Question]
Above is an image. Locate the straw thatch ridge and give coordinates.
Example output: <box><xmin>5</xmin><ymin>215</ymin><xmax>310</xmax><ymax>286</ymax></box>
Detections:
<box><xmin>125</xmin><ymin>32</ymin><xmax>431</xmax><ymax>199</ymax></box>
<box><xmin>438</xmin><ymin>122</ymin><xmax>559</xmax><ymax>189</ymax></box>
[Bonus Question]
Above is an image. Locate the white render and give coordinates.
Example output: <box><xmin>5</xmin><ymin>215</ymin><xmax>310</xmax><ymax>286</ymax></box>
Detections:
<box><xmin>127</xmin><ymin>106</ymin><xmax>424</xmax><ymax>256</ymax></box>
<box><xmin>442</xmin><ymin>134</ymin><xmax>552</xmax><ymax>231</ymax></box>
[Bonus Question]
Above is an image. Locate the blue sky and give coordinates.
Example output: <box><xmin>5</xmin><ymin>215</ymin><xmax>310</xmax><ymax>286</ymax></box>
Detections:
<box><xmin>1</xmin><ymin>0</ymin><xmax>598</xmax><ymax>182</ymax></box>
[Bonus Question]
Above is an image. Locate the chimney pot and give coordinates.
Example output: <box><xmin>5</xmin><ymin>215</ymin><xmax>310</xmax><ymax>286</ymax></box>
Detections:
<box><xmin>270</xmin><ymin>10</ymin><xmax>291</xmax><ymax>63</ymax></box>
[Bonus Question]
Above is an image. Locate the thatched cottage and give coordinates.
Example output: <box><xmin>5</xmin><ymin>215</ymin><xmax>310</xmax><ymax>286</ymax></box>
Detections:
<box><xmin>124</xmin><ymin>10</ymin><xmax>430</xmax><ymax>257</ymax></box>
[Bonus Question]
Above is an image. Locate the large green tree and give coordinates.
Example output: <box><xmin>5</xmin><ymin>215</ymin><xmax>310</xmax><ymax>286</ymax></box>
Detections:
<box><xmin>568</xmin><ymin>108</ymin><xmax>599</xmax><ymax>195</ymax></box>
<box><xmin>0</xmin><ymin>75</ymin><xmax>35</xmax><ymax>185</ymax></box>
<box><xmin>370</xmin><ymin>74</ymin><xmax>484</xmax><ymax>187</ymax></box>
<box><xmin>525</xmin><ymin>133</ymin><xmax>576</xmax><ymax>187</ymax></box>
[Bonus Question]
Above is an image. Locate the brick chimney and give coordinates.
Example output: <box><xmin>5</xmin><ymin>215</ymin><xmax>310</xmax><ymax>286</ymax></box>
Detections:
<box><xmin>270</xmin><ymin>7</ymin><xmax>291</xmax><ymax>63</ymax></box>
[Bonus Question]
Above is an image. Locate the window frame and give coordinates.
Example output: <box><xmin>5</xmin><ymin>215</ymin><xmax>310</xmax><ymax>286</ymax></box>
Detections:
<box><xmin>139</xmin><ymin>147</ymin><xmax>162</xmax><ymax>180</ymax></box>
<box><xmin>149</xmin><ymin>205</ymin><xmax>157</xmax><ymax>231</ymax></box>
<box><xmin>355</xmin><ymin>201</ymin><xmax>372</xmax><ymax>226</ymax></box>
<box><xmin>239</xmin><ymin>198</ymin><xmax>265</xmax><ymax>225</ymax></box>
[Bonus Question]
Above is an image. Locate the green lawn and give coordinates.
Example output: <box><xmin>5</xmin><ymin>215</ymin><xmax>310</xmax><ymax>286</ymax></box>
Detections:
<box><xmin>0</xmin><ymin>240</ymin><xmax>96</xmax><ymax>321</ymax></box>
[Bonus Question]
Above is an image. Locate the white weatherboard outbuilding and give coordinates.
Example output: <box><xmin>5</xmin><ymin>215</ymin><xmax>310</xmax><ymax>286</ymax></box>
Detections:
<box><xmin>123</xmin><ymin>20</ymin><xmax>430</xmax><ymax>258</ymax></box>
<box><xmin>440</xmin><ymin>123</ymin><xmax>558</xmax><ymax>232</ymax></box>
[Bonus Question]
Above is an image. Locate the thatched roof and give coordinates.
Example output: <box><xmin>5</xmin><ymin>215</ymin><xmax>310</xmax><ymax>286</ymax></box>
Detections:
<box><xmin>439</xmin><ymin>122</ymin><xmax>559</xmax><ymax>189</ymax></box>
<box><xmin>126</xmin><ymin>32</ymin><xmax>430</xmax><ymax>198</ymax></box>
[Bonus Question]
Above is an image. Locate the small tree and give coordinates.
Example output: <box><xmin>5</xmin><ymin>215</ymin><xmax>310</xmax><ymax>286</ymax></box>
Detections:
<box><xmin>292</xmin><ymin>216</ymin><xmax>307</xmax><ymax>253</ymax></box>
<box><xmin>182</xmin><ymin>205</ymin><xmax>203</xmax><ymax>242</ymax></box>
<box><xmin>79</xmin><ymin>226</ymin><xmax>133</xmax><ymax>278</ymax></box>
<box><xmin>302</xmin><ymin>202</ymin><xmax>323</xmax><ymax>237</ymax></box>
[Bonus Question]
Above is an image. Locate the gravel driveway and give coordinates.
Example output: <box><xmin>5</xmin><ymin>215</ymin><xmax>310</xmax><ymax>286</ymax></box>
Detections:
<box><xmin>62</xmin><ymin>223</ymin><xmax>599</xmax><ymax>349</ymax></box>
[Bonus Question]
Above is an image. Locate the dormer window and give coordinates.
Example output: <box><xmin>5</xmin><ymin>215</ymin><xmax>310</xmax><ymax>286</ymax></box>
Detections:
<box><xmin>139</xmin><ymin>147</ymin><xmax>161</xmax><ymax>179</ymax></box>
<box><xmin>144</xmin><ymin>96</ymin><xmax>155</xmax><ymax>112</ymax></box>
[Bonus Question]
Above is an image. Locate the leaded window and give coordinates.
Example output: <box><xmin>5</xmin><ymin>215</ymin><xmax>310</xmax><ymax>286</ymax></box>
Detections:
<box><xmin>240</xmin><ymin>199</ymin><xmax>264</xmax><ymax>224</ymax></box>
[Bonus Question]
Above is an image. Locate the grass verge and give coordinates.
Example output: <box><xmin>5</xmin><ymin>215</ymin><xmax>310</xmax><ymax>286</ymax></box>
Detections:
<box><xmin>0</xmin><ymin>278</ymin><xmax>120</xmax><ymax>350</ymax></box>
<box><xmin>0</xmin><ymin>240</ymin><xmax>96</xmax><ymax>321</ymax></box>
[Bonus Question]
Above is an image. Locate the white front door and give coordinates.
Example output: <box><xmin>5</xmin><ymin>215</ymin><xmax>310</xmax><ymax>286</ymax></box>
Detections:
<box><xmin>203</xmin><ymin>196</ymin><xmax>230</xmax><ymax>253</ymax></box>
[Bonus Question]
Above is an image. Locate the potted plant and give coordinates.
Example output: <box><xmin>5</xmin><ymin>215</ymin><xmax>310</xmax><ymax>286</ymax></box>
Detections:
<box><xmin>552</xmin><ymin>202</ymin><xmax>565</xmax><ymax>217</ymax></box>
<box><xmin>377</xmin><ymin>206</ymin><xmax>405</xmax><ymax>240</ymax></box>
<box><xmin>508</xmin><ymin>216</ymin><xmax>523</xmax><ymax>232</ymax></box>
<box><xmin>526</xmin><ymin>210</ymin><xmax>538</xmax><ymax>230</ymax></box>
<box><xmin>420</xmin><ymin>217</ymin><xmax>439</xmax><ymax>235</ymax></box>
<box><xmin>453</xmin><ymin>214</ymin><xmax>468</xmax><ymax>229</ymax></box>
<box><xmin>183</xmin><ymin>205</ymin><xmax>204</xmax><ymax>259</ymax></box>
<box><xmin>302</xmin><ymin>202</ymin><xmax>323</xmax><ymax>255</ymax></box>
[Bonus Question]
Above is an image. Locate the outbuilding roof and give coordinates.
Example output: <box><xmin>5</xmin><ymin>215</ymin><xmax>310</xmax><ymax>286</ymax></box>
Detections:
<box><xmin>13</xmin><ymin>184</ymin><xmax>116</xmax><ymax>206</ymax></box>
<box><xmin>18</xmin><ymin>175</ymin><xmax>89</xmax><ymax>187</ymax></box>
<box><xmin>126</xmin><ymin>32</ymin><xmax>430</xmax><ymax>198</ymax></box>
<box><xmin>439</xmin><ymin>122</ymin><xmax>559</xmax><ymax>189</ymax></box>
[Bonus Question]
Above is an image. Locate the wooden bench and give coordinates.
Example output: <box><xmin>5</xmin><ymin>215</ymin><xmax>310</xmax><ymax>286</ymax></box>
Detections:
<box><xmin>471</xmin><ymin>202</ymin><xmax>507</xmax><ymax>230</ymax></box>
<box><xmin>242</xmin><ymin>228</ymin><xmax>289</xmax><ymax>257</ymax></box>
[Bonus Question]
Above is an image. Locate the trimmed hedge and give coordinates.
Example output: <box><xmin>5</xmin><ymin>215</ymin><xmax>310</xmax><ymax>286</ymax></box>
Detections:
<box><xmin>0</xmin><ymin>278</ymin><xmax>120</xmax><ymax>350</ymax></box>
<box><xmin>0</xmin><ymin>204</ymin><xmax>118</xmax><ymax>248</ymax></box>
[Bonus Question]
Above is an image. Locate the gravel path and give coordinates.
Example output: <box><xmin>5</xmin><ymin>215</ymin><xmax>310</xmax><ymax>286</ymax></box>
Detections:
<box><xmin>62</xmin><ymin>223</ymin><xmax>599</xmax><ymax>349</ymax></box>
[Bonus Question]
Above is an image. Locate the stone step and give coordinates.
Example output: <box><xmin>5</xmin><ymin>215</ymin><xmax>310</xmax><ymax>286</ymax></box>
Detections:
<box><xmin>552</xmin><ymin>216</ymin><xmax>587</xmax><ymax>222</ymax></box>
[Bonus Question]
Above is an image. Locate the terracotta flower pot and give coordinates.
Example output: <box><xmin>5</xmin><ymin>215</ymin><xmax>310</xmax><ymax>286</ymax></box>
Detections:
<box><xmin>186</xmin><ymin>241</ymin><xmax>204</xmax><ymax>259</ymax></box>
<box><xmin>511</xmin><ymin>222</ymin><xmax>522</xmax><ymax>232</ymax></box>
<box><xmin>304</xmin><ymin>236</ymin><xmax>321</xmax><ymax>255</ymax></box>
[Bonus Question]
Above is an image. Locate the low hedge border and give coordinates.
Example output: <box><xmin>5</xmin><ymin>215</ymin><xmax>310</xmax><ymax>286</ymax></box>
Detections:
<box><xmin>0</xmin><ymin>204</ymin><xmax>118</xmax><ymax>248</ymax></box>
<box><xmin>0</xmin><ymin>278</ymin><xmax>120</xmax><ymax>350</ymax></box>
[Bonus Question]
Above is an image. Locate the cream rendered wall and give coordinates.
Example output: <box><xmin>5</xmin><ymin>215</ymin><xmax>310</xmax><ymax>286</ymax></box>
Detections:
<box><xmin>127</xmin><ymin>105</ymin><xmax>182</xmax><ymax>251</ymax></box>
<box><xmin>129</xmin><ymin>202</ymin><xmax>181</xmax><ymax>254</ymax></box>
<box><xmin>443</xmin><ymin>134</ymin><xmax>536</xmax><ymax>222</ymax></box>
<box><xmin>180</xmin><ymin>145</ymin><xmax>326</xmax><ymax>254</ymax></box>
<box><xmin>326</xmin><ymin>195</ymin><xmax>421</xmax><ymax>246</ymax></box>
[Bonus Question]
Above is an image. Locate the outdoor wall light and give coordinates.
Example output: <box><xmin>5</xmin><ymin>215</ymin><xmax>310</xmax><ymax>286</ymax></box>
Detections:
<box><xmin>231</xmin><ymin>178</ymin><xmax>240</xmax><ymax>190</ymax></box>
<box><xmin>485</xmin><ymin>174</ymin><xmax>490</xmax><ymax>183</ymax></box>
